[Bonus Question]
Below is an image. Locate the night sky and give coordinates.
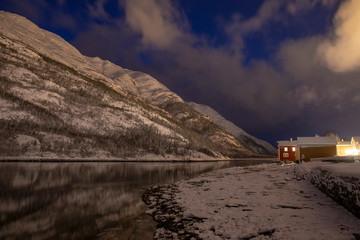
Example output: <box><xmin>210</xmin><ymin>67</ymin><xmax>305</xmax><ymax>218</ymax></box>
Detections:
<box><xmin>1</xmin><ymin>0</ymin><xmax>360</xmax><ymax>146</ymax></box>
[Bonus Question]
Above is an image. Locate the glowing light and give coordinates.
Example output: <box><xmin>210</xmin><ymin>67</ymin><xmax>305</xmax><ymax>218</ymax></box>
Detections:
<box><xmin>345</xmin><ymin>149</ymin><xmax>355</xmax><ymax>155</ymax></box>
<box><xmin>345</xmin><ymin>148</ymin><xmax>360</xmax><ymax>156</ymax></box>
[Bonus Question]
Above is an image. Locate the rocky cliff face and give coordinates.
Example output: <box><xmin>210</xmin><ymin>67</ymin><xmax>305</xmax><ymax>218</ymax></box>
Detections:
<box><xmin>0</xmin><ymin>11</ymin><xmax>271</xmax><ymax>159</ymax></box>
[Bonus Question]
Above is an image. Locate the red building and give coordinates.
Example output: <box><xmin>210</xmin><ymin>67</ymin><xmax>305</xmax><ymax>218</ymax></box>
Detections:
<box><xmin>277</xmin><ymin>139</ymin><xmax>297</xmax><ymax>161</ymax></box>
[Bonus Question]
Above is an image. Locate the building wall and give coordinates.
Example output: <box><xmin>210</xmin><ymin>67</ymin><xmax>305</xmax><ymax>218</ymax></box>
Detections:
<box><xmin>337</xmin><ymin>145</ymin><xmax>353</xmax><ymax>156</ymax></box>
<box><xmin>299</xmin><ymin>146</ymin><xmax>337</xmax><ymax>162</ymax></box>
<box><xmin>279</xmin><ymin>146</ymin><xmax>296</xmax><ymax>161</ymax></box>
<box><xmin>295</xmin><ymin>147</ymin><xmax>300</xmax><ymax>161</ymax></box>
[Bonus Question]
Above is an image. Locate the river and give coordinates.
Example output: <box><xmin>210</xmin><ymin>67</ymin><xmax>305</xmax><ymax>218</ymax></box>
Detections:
<box><xmin>0</xmin><ymin>160</ymin><xmax>274</xmax><ymax>239</ymax></box>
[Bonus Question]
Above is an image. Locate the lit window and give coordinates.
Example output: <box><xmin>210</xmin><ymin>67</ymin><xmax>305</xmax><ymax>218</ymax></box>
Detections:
<box><xmin>284</xmin><ymin>147</ymin><xmax>288</xmax><ymax>152</ymax></box>
<box><xmin>292</xmin><ymin>147</ymin><xmax>296</xmax><ymax>152</ymax></box>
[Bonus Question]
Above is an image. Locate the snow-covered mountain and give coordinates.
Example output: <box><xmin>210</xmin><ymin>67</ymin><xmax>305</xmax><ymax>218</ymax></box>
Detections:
<box><xmin>188</xmin><ymin>102</ymin><xmax>277</xmax><ymax>155</ymax></box>
<box><xmin>87</xmin><ymin>57</ymin><xmax>183</xmax><ymax>106</ymax></box>
<box><xmin>0</xmin><ymin>11</ymin><xmax>272</xmax><ymax>159</ymax></box>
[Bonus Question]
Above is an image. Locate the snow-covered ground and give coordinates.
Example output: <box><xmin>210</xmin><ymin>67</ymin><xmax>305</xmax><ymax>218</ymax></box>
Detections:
<box><xmin>294</xmin><ymin>160</ymin><xmax>360</xmax><ymax>220</ymax></box>
<box><xmin>144</xmin><ymin>163</ymin><xmax>360</xmax><ymax>239</ymax></box>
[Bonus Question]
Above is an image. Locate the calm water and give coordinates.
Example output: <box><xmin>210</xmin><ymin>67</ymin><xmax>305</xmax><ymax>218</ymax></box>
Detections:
<box><xmin>0</xmin><ymin>160</ymin><xmax>274</xmax><ymax>239</ymax></box>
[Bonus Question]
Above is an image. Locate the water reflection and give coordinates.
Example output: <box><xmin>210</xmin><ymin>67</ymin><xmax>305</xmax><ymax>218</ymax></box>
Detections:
<box><xmin>0</xmin><ymin>160</ymin><xmax>273</xmax><ymax>239</ymax></box>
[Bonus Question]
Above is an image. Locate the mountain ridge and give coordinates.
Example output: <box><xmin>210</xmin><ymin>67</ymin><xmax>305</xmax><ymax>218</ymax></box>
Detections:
<box><xmin>0</xmin><ymin>11</ymin><xmax>274</xmax><ymax>160</ymax></box>
<box><xmin>188</xmin><ymin>102</ymin><xmax>277</xmax><ymax>155</ymax></box>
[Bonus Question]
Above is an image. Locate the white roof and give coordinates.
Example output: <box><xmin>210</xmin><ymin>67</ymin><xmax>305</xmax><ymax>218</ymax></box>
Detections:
<box><xmin>337</xmin><ymin>141</ymin><xmax>351</xmax><ymax>146</ymax></box>
<box><xmin>297</xmin><ymin>136</ymin><xmax>337</xmax><ymax>146</ymax></box>
<box><xmin>277</xmin><ymin>140</ymin><xmax>298</xmax><ymax>147</ymax></box>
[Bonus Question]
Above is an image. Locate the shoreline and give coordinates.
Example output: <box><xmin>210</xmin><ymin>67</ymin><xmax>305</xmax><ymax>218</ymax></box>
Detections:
<box><xmin>0</xmin><ymin>157</ymin><xmax>277</xmax><ymax>163</ymax></box>
<box><xmin>143</xmin><ymin>163</ymin><xmax>360</xmax><ymax>239</ymax></box>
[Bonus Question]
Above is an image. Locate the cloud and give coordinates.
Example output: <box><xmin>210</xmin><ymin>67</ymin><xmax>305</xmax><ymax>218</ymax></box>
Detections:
<box><xmin>225</xmin><ymin>0</ymin><xmax>338</xmax><ymax>36</ymax></box>
<box><xmin>113</xmin><ymin>0</ymin><xmax>292</xmax><ymax>125</ymax></box>
<box><xmin>88</xmin><ymin>0</ymin><xmax>110</xmax><ymax>21</ymax></box>
<box><xmin>1</xmin><ymin>0</ymin><xmax>78</xmax><ymax>31</ymax></box>
<box><xmin>238</xmin><ymin>0</ymin><xmax>284</xmax><ymax>34</ymax></box>
<box><xmin>116</xmin><ymin>0</ymin><xmax>352</xmax><ymax>126</ymax></box>
<box><xmin>286</xmin><ymin>0</ymin><xmax>338</xmax><ymax>15</ymax></box>
<box><xmin>278</xmin><ymin>34</ymin><xmax>360</xmax><ymax>107</ymax></box>
<box><xmin>123</xmin><ymin>0</ymin><xmax>189</xmax><ymax>49</ymax></box>
<box><xmin>51</xmin><ymin>11</ymin><xmax>78</xmax><ymax>31</ymax></box>
<box><xmin>72</xmin><ymin>0</ymin><xmax>360</xmax><ymax>142</ymax></box>
<box><xmin>317</xmin><ymin>0</ymin><xmax>360</xmax><ymax>72</ymax></box>
<box><xmin>277</xmin><ymin>32</ymin><xmax>360</xmax><ymax>140</ymax></box>
<box><xmin>1</xmin><ymin>0</ymin><xmax>48</xmax><ymax>23</ymax></box>
<box><xmin>278</xmin><ymin>36</ymin><xmax>325</xmax><ymax>81</ymax></box>
<box><xmin>72</xmin><ymin>21</ymin><xmax>142</xmax><ymax>67</ymax></box>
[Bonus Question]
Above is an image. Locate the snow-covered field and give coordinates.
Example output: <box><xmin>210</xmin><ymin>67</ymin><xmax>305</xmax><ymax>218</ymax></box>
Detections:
<box><xmin>144</xmin><ymin>163</ymin><xmax>360</xmax><ymax>239</ymax></box>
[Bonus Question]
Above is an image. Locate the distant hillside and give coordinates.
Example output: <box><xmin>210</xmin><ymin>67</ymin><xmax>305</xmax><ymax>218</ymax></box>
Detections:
<box><xmin>0</xmin><ymin>11</ymin><xmax>267</xmax><ymax>160</ymax></box>
<box><xmin>188</xmin><ymin>102</ymin><xmax>277</xmax><ymax>155</ymax></box>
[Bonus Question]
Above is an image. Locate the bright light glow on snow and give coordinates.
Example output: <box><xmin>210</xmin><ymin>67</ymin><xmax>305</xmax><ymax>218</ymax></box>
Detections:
<box><xmin>345</xmin><ymin>148</ymin><xmax>359</xmax><ymax>156</ymax></box>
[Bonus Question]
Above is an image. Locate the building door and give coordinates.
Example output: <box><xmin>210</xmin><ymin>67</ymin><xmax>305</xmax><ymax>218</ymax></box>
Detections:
<box><xmin>289</xmin><ymin>146</ymin><xmax>296</xmax><ymax>161</ymax></box>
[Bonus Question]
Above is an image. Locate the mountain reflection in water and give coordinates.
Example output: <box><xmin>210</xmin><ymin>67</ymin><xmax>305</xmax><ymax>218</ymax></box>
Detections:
<box><xmin>0</xmin><ymin>160</ymin><xmax>273</xmax><ymax>239</ymax></box>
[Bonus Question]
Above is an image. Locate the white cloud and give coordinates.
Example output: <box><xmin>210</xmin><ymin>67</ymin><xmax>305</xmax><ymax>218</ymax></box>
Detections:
<box><xmin>317</xmin><ymin>0</ymin><xmax>360</xmax><ymax>72</ymax></box>
<box><xmin>123</xmin><ymin>0</ymin><xmax>187</xmax><ymax>49</ymax></box>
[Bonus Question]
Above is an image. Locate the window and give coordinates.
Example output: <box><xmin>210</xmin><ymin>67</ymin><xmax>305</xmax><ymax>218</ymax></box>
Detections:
<box><xmin>284</xmin><ymin>147</ymin><xmax>288</xmax><ymax>152</ymax></box>
<box><xmin>292</xmin><ymin>147</ymin><xmax>296</xmax><ymax>152</ymax></box>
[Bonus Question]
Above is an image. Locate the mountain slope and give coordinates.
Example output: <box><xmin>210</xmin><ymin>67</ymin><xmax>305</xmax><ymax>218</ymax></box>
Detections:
<box><xmin>188</xmin><ymin>102</ymin><xmax>277</xmax><ymax>155</ymax></box>
<box><xmin>86</xmin><ymin>56</ymin><xmax>259</xmax><ymax>158</ymax></box>
<box><xmin>0</xmin><ymin>11</ymin><xmax>262</xmax><ymax>159</ymax></box>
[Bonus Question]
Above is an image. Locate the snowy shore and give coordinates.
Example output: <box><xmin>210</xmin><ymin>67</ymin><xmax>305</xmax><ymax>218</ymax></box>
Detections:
<box><xmin>294</xmin><ymin>160</ymin><xmax>360</xmax><ymax>219</ymax></box>
<box><xmin>143</xmin><ymin>163</ymin><xmax>360</xmax><ymax>239</ymax></box>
